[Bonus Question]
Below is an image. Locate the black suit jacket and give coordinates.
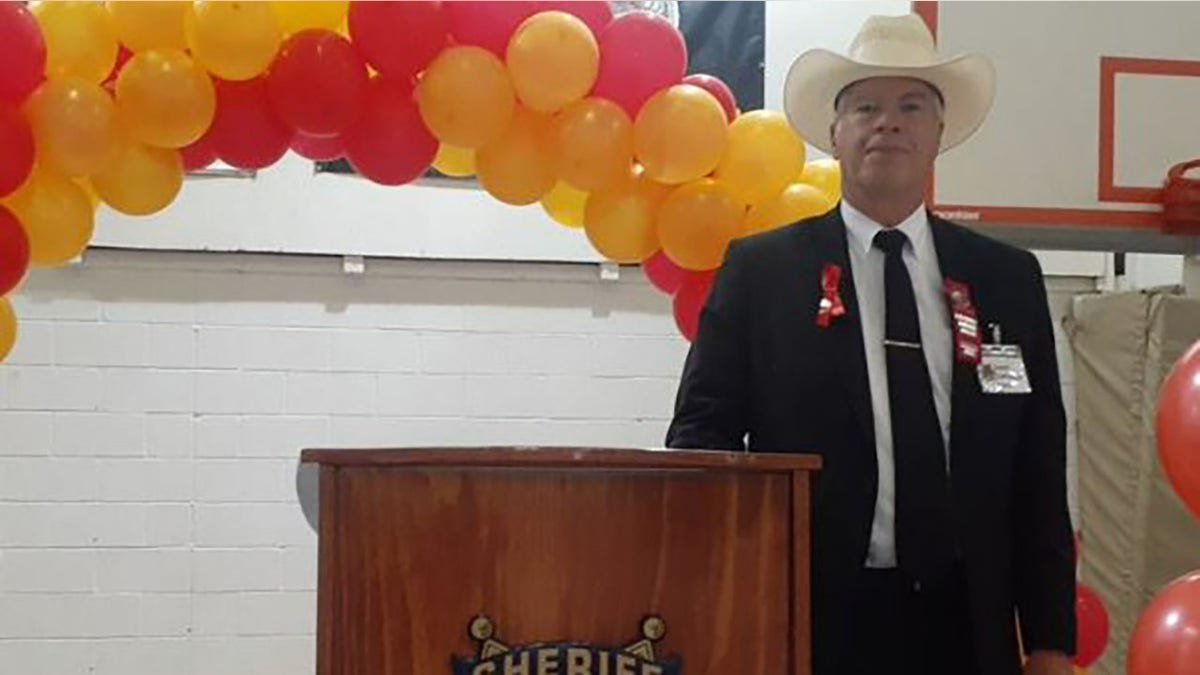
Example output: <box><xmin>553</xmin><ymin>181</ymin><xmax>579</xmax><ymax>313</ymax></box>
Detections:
<box><xmin>666</xmin><ymin>208</ymin><xmax>1076</xmax><ymax>674</ymax></box>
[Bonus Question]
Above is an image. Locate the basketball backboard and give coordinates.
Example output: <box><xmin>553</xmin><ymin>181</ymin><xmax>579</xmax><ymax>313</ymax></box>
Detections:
<box><xmin>920</xmin><ymin>1</ymin><xmax>1199</xmax><ymax>233</ymax></box>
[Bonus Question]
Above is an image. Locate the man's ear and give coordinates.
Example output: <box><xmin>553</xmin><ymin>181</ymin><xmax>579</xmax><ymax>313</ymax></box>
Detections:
<box><xmin>829</xmin><ymin>123</ymin><xmax>840</xmax><ymax>159</ymax></box>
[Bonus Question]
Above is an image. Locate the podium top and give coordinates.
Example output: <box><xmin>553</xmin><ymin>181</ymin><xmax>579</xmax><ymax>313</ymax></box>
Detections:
<box><xmin>300</xmin><ymin>447</ymin><xmax>821</xmax><ymax>472</ymax></box>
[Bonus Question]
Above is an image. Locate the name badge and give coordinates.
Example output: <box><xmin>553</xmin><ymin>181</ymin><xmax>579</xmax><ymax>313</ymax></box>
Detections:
<box><xmin>978</xmin><ymin>344</ymin><xmax>1032</xmax><ymax>394</ymax></box>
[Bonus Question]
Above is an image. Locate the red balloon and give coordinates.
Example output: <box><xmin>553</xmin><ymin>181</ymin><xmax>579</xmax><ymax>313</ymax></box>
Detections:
<box><xmin>0</xmin><ymin>205</ymin><xmax>30</xmax><ymax>296</ymax></box>
<box><xmin>0</xmin><ymin>104</ymin><xmax>34</xmax><ymax>198</ymax></box>
<box><xmin>1158</xmin><ymin>340</ymin><xmax>1200</xmax><ymax>520</ymax></box>
<box><xmin>534</xmin><ymin>1</ymin><xmax>613</xmax><ymax>35</ymax></box>
<box><xmin>643</xmin><ymin>249</ymin><xmax>685</xmax><ymax>295</ymax></box>
<box><xmin>1129</xmin><ymin>571</ymin><xmax>1200</xmax><ymax>674</ymax></box>
<box><xmin>268</xmin><ymin>30</ymin><xmax>368</xmax><ymax>137</ymax></box>
<box><xmin>349</xmin><ymin>1</ymin><xmax>448</xmax><ymax>81</ymax></box>
<box><xmin>343</xmin><ymin>76</ymin><xmax>437</xmax><ymax>186</ymax></box>
<box><xmin>180</xmin><ymin>129</ymin><xmax>218</xmax><ymax>173</ymax></box>
<box><xmin>1075</xmin><ymin>584</ymin><xmax>1110</xmax><ymax>668</ymax></box>
<box><xmin>0</xmin><ymin>2</ymin><xmax>46</xmax><ymax>103</ymax></box>
<box><xmin>683</xmin><ymin>73</ymin><xmax>738</xmax><ymax>123</ymax></box>
<box><xmin>291</xmin><ymin>133</ymin><xmax>345</xmax><ymax>162</ymax></box>
<box><xmin>592</xmin><ymin>12</ymin><xmax>687</xmax><ymax>118</ymax></box>
<box><xmin>210</xmin><ymin>78</ymin><xmax>291</xmax><ymax>171</ymax></box>
<box><xmin>672</xmin><ymin>270</ymin><xmax>715</xmax><ymax>342</ymax></box>
<box><xmin>446</xmin><ymin>1</ymin><xmax>540</xmax><ymax>57</ymax></box>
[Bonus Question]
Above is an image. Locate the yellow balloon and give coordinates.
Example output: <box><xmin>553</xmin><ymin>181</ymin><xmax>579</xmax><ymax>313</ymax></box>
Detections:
<box><xmin>476</xmin><ymin>107</ymin><xmax>556</xmax><ymax>206</ymax></box>
<box><xmin>657</xmin><ymin>179</ymin><xmax>743</xmax><ymax>271</ymax></box>
<box><xmin>0</xmin><ymin>297</ymin><xmax>16</xmax><ymax>363</ymax></box>
<box><xmin>584</xmin><ymin>174</ymin><xmax>669</xmax><ymax>263</ymax></box>
<box><xmin>24</xmin><ymin>77</ymin><xmax>116</xmax><ymax>178</ymax></box>
<box><xmin>541</xmin><ymin>181</ymin><xmax>589</xmax><ymax>229</ymax></box>
<box><xmin>106</xmin><ymin>1</ymin><xmax>188</xmax><ymax>52</ymax></box>
<box><xmin>432</xmin><ymin>144</ymin><xmax>477</xmax><ymax>178</ymax></box>
<box><xmin>32</xmin><ymin>1</ymin><xmax>118</xmax><ymax>84</ymax></box>
<box><xmin>507</xmin><ymin>11</ymin><xmax>598</xmax><ymax>114</ymax></box>
<box><xmin>635</xmin><ymin>84</ymin><xmax>729</xmax><ymax>185</ymax></box>
<box><xmin>116</xmin><ymin>50</ymin><xmax>216</xmax><ymax>149</ymax></box>
<box><xmin>270</xmin><ymin>1</ymin><xmax>349</xmax><ymax>34</ymax></box>
<box><xmin>799</xmin><ymin>158</ymin><xmax>842</xmax><ymax>202</ymax></box>
<box><xmin>185</xmin><ymin>0</ymin><xmax>283</xmax><ymax>81</ymax></box>
<box><xmin>716</xmin><ymin>110</ymin><xmax>807</xmax><ymax>206</ymax></box>
<box><xmin>417</xmin><ymin>46</ymin><xmax>515</xmax><ymax>149</ymax></box>
<box><xmin>75</xmin><ymin>179</ymin><xmax>101</xmax><ymax>211</ymax></box>
<box><xmin>92</xmin><ymin>134</ymin><xmax>183</xmax><ymax>216</ymax></box>
<box><xmin>743</xmin><ymin>183</ymin><xmax>835</xmax><ymax>237</ymax></box>
<box><xmin>552</xmin><ymin>97</ymin><xmax>634</xmax><ymax>193</ymax></box>
<box><xmin>4</xmin><ymin>169</ymin><xmax>95</xmax><ymax>268</ymax></box>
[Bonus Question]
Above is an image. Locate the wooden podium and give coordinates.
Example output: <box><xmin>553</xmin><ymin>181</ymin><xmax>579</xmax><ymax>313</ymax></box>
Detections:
<box><xmin>300</xmin><ymin>447</ymin><xmax>821</xmax><ymax>675</ymax></box>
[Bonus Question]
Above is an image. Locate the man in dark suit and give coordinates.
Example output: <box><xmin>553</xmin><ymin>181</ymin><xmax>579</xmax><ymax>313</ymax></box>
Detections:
<box><xmin>666</xmin><ymin>14</ymin><xmax>1075</xmax><ymax>675</ymax></box>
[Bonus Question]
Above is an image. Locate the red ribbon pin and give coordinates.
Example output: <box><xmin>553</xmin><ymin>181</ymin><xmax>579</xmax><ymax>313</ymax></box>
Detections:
<box><xmin>816</xmin><ymin>263</ymin><xmax>846</xmax><ymax>328</ymax></box>
<box><xmin>944</xmin><ymin>278</ymin><xmax>980</xmax><ymax>364</ymax></box>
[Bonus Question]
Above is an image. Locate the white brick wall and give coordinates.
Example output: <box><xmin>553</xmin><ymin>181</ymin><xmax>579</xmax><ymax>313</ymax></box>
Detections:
<box><xmin>0</xmin><ymin>248</ymin><xmax>1089</xmax><ymax>674</ymax></box>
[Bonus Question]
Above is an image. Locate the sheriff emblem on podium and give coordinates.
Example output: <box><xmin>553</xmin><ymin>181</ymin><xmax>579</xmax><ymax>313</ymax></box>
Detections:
<box><xmin>453</xmin><ymin>615</ymin><xmax>680</xmax><ymax>674</ymax></box>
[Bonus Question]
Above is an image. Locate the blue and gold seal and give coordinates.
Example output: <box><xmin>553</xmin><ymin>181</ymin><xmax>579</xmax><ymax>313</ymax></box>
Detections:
<box><xmin>452</xmin><ymin>615</ymin><xmax>680</xmax><ymax>675</ymax></box>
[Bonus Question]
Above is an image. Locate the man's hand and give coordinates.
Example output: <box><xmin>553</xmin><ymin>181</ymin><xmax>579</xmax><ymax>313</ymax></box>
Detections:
<box><xmin>1024</xmin><ymin>651</ymin><xmax>1074</xmax><ymax>675</ymax></box>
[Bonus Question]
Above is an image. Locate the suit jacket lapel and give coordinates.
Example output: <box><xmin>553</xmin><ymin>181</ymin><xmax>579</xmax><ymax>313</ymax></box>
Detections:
<box><xmin>803</xmin><ymin>209</ymin><xmax>876</xmax><ymax>451</ymax></box>
<box><xmin>929</xmin><ymin>215</ymin><xmax>979</xmax><ymax>472</ymax></box>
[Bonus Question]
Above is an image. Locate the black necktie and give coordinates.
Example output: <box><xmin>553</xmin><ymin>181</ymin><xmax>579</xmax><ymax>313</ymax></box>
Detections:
<box><xmin>873</xmin><ymin>229</ymin><xmax>955</xmax><ymax>584</ymax></box>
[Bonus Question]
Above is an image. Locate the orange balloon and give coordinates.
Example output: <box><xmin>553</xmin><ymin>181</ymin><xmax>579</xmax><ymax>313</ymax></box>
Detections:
<box><xmin>584</xmin><ymin>174</ymin><xmax>669</xmax><ymax>263</ymax></box>
<box><xmin>634</xmin><ymin>84</ymin><xmax>729</xmax><ymax>185</ymax></box>
<box><xmin>715</xmin><ymin>110</ymin><xmax>807</xmax><ymax>206</ymax></box>
<box><xmin>799</xmin><ymin>158</ymin><xmax>842</xmax><ymax>202</ymax></box>
<box><xmin>657</xmin><ymin>179</ymin><xmax>743</xmax><ymax>271</ymax></box>
<box><xmin>23</xmin><ymin>77</ymin><xmax>116</xmax><ymax>177</ymax></box>
<box><xmin>552</xmin><ymin>97</ymin><xmax>634</xmax><ymax>193</ymax></box>
<box><xmin>3</xmin><ymin>169</ymin><xmax>95</xmax><ymax>268</ymax></box>
<box><xmin>75</xmin><ymin>178</ymin><xmax>101</xmax><ymax>211</ymax></box>
<box><xmin>507</xmin><ymin>11</ymin><xmax>598</xmax><ymax>113</ymax></box>
<box><xmin>476</xmin><ymin>107</ymin><xmax>556</xmax><ymax>206</ymax></box>
<box><xmin>744</xmin><ymin>183</ymin><xmax>835</xmax><ymax>236</ymax></box>
<box><xmin>92</xmin><ymin>133</ymin><xmax>183</xmax><ymax>216</ymax></box>
<box><xmin>32</xmin><ymin>1</ymin><xmax>119</xmax><ymax>84</ymax></box>
<box><xmin>0</xmin><ymin>297</ymin><xmax>15</xmax><ymax>363</ymax></box>
<box><xmin>185</xmin><ymin>0</ymin><xmax>282</xmax><ymax>81</ymax></box>
<box><xmin>116</xmin><ymin>50</ymin><xmax>216</xmax><ymax>149</ymax></box>
<box><xmin>106</xmin><ymin>1</ymin><xmax>189</xmax><ymax>52</ymax></box>
<box><xmin>417</xmin><ymin>46</ymin><xmax>515</xmax><ymax>150</ymax></box>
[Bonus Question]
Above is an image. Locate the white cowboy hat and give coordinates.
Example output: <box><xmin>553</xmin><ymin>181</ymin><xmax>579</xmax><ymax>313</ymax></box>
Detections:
<box><xmin>783</xmin><ymin>13</ymin><xmax>996</xmax><ymax>155</ymax></box>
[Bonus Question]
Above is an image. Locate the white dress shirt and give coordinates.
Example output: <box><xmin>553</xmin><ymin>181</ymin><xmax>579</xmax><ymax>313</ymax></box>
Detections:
<box><xmin>841</xmin><ymin>200</ymin><xmax>954</xmax><ymax>569</ymax></box>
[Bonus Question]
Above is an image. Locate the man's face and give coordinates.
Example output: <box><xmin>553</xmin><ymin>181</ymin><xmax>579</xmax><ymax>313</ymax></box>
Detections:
<box><xmin>830</xmin><ymin>77</ymin><xmax>944</xmax><ymax>197</ymax></box>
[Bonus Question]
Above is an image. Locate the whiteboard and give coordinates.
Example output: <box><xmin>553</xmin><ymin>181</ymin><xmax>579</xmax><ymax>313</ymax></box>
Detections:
<box><xmin>95</xmin><ymin>154</ymin><xmax>604</xmax><ymax>262</ymax></box>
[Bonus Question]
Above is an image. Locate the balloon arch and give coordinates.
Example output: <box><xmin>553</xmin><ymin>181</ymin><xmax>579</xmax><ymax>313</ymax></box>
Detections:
<box><xmin>0</xmin><ymin>6</ymin><xmax>1198</xmax><ymax>672</ymax></box>
<box><xmin>0</xmin><ymin>0</ymin><xmax>838</xmax><ymax>355</ymax></box>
